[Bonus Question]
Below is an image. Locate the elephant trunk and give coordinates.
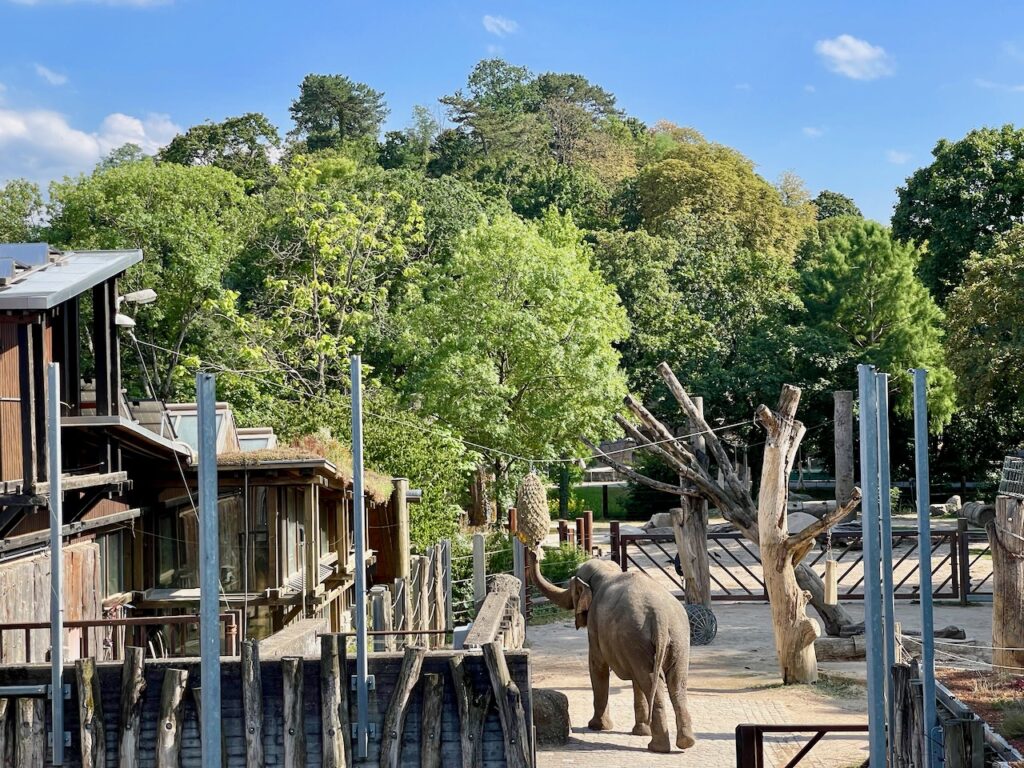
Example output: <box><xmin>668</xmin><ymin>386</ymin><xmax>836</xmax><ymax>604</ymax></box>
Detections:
<box><xmin>527</xmin><ymin>548</ymin><xmax>574</xmax><ymax>610</ymax></box>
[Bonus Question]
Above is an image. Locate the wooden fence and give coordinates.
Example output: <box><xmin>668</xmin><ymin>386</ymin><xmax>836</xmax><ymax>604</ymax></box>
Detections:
<box><xmin>0</xmin><ymin>641</ymin><xmax>533</xmax><ymax>767</ymax></box>
<box><xmin>370</xmin><ymin>540</ymin><xmax>453</xmax><ymax>651</ymax></box>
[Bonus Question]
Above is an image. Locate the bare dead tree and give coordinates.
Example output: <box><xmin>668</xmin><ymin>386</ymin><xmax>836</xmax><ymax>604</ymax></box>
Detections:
<box><xmin>584</xmin><ymin>362</ymin><xmax>862</xmax><ymax>683</ymax></box>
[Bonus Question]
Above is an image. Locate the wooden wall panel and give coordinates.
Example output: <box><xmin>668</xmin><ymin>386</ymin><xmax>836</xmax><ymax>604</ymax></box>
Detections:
<box><xmin>0</xmin><ymin>321</ymin><xmax>22</xmax><ymax>482</ymax></box>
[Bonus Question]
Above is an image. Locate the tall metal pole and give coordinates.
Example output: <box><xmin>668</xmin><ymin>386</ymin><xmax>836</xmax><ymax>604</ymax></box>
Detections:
<box><xmin>350</xmin><ymin>355</ymin><xmax>370</xmax><ymax>758</ymax></box>
<box><xmin>875</xmin><ymin>372</ymin><xmax>897</xmax><ymax>766</ymax></box>
<box><xmin>197</xmin><ymin>373</ymin><xmax>222</xmax><ymax>768</ymax></box>
<box><xmin>857</xmin><ymin>364</ymin><xmax>885</xmax><ymax>764</ymax></box>
<box><xmin>913</xmin><ymin>369</ymin><xmax>938</xmax><ymax>767</ymax></box>
<box><xmin>46</xmin><ymin>363</ymin><xmax>64</xmax><ymax>765</ymax></box>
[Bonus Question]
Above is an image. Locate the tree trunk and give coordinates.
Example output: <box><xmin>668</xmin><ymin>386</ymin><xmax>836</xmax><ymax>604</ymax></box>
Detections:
<box><xmin>670</xmin><ymin>499</ymin><xmax>710</xmax><ymax>606</ymax></box>
<box><xmin>469</xmin><ymin>465</ymin><xmax>492</xmax><ymax>527</ymax></box>
<box><xmin>989</xmin><ymin>496</ymin><xmax>1024</xmax><ymax>670</ymax></box>
<box><xmin>756</xmin><ymin>385</ymin><xmax>820</xmax><ymax>683</ymax></box>
<box><xmin>834</xmin><ymin>391</ymin><xmax>856</xmax><ymax>519</ymax></box>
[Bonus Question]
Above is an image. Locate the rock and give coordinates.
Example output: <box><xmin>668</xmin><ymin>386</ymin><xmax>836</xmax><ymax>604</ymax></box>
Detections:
<box><xmin>533</xmin><ymin>688</ymin><xmax>571</xmax><ymax>746</ymax></box>
<box><xmin>945</xmin><ymin>495</ymin><xmax>962</xmax><ymax>513</ymax></box>
<box><xmin>787</xmin><ymin>512</ymin><xmax>819</xmax><ymax>534</ymax></box>
<box><xmin>645</xmin><ymin>512</ymin><xmax>674</xmax><ymax>529</ymax></box>
<box><xmin>929</xmin><ymin>503</ymin><xmax>947</xmax><ymax>517</ymax></box>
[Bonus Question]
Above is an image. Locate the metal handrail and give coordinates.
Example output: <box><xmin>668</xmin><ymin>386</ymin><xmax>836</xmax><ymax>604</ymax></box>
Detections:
<box><xmin>735</xmin><ymin>723</ymin><xmax>869</xmax><ymax>767</ymax></box>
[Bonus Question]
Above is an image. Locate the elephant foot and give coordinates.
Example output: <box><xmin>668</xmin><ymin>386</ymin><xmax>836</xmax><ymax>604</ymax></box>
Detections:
<box><xmin>631</xmin><ymin>723</ymin><xmax>651</xmax><ymax>736</ymax></box>
<box><xmin>677</xmin><ymin>730</ymin><xmax>696</xmax><ymax>750</ymax></box>
<box><xmin>588</xmin><ymin>714</ymin><xmax>615</xmax><ymax>731</ymax></box>
<box><xmin>647</xmin><ymin>734</ymin><xmax>672</xmax><ymax>753</ymax></box>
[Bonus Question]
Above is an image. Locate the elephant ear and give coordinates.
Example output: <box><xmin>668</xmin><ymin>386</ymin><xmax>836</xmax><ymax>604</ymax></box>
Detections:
<box><xmin>571</xmin><ymin>577</ymin><xmax>593</xmax><ymax>629</ymax></box>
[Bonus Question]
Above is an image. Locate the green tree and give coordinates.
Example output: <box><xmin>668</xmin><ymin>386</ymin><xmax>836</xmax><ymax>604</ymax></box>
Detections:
<box><xmin>0</xmin><ymin>179</ymin><xmax>43</xmax><ymax>242</ymax></box>
<box><xmin>97</xmin><ymin>143</ymin><xmax>147</xmax><ymax>172</ymax></box>
<box><xmin>394</xmin><ymin>210</ymin><xmax>628</xmax><ymax>501</ymax></box>
<box><xmin>812</xmin><ymin>189</ymin><xmax>861</xmax><ymax>220</ymax></box>
<box><xmin>289</xmin><ymin>74</ymin><xmax>388</xmax><ymax>150</ymax></box>
<box><xmin>46</xmin><ymin>160</ymin><xmax>258</xmax><ymax>399</ymax></box>
<box><xmin>892</xmin><ymin>124</ymin><xmax>1024</xmax><ymax>300</ymax></box>
<box><xmin>798</xmin><ymin>216</ymin><xmax>955</xmax><ymax>427</ymax></box>
<box><xmin>378</xmin><ymin>105</ymin><xmax>439</xmax><ymax>171</ymax></box>
<box><xmin>634</xmin><ymin>132</ymin><xmax>814</xmax><ymax>259</ymax></box>
<box><xmin>159</xmin><ymin>113</ymin><xmax>281</xmax><ymax>191</ymax></box>
<box><xmin>946</xmin><ymin>224</ymin><xmax>1024</xmax><ymax>411</ymax></box>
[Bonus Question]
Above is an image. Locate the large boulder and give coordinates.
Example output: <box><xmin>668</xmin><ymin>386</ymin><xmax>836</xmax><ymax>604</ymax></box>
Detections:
<box><xmin>533</xmin><ymin>688</ymin><xmax>571</xmax><ymax>746</ymax></box>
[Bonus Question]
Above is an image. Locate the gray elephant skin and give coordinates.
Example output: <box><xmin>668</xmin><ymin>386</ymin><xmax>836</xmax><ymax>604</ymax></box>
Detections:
<box><xmin>528</xmin><ymin>550</ymin><xmax>696</xmax><ymax>752</ymax></box>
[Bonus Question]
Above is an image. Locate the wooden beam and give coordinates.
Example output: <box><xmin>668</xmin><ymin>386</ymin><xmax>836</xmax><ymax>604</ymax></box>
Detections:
<box><xmin>76</xmin><ymin>657</ymin><xmax>106</xmax><ymax>768</ymax></box>
<box><xmin>304</xmin><ymin>484</ymin><xmax>317</xmax><ymax>610</ymax></box>
<box><xmin>33</xmin><ymin>471</ymin><xmax>130</xmax><ymax>496</ymax></box>
<box><xmin>379</xmin><ymin>646</ymin><xmax>426</xmax><ymax>768</ymax></box>
<box><xmin>482</xmin><ymin>641</ymin><xmax>530</xmax><ymax>768</ymax></box>
<box><xmin>449</xmin><ymin>654</ymin><xmax>491</xmax><ymax>768</ymax></box>
<box><xmin>0</xmin><ymin>507</ymin><xmax>142</xmax><ymax>553</ymax></box>
<box><xmin>420</xmin><ymin>672</ymin><xmax>445</xmax><ymax>768</ymax></box>
<box><xmin>17</xmin><ymin>322</ymin><xmax>37</xmax><ymax>491</ymax></box>
<box><xmin>241</xmin><ymin>640</ymin><xmax>264</xmax><ymax>768</ymax></box>
<box><xmin>31</xmin><ymin>321</ymin><xmax>46</xmax><ymax>484</ymax></box>
<box><xmin>282</xmin><ymin>657</ymin><xmax>306</xmax><ymax>767</ymax></box>
<box><xmin>156</xmin><ymin>668</ymin><xmax>188</xmax><ymax>768</ymax></box>
<box><xmin>319</xmin><ymin>635</ymin><xmax>347</xmax><ymax>768</ymax></box>
<box><xmin>92</xmin><ymin>283</ymin><xmax>112</xmax><ymax>417</ymax></box>
<box><xmin>118</xmin><ymin>647</ymin><xmax>146</xmax><ymax>768</ymax></box>
<box><xmin>463</xmin><ymin>592</ymin><xmax>509</xmax><ymax>649</ymax></box>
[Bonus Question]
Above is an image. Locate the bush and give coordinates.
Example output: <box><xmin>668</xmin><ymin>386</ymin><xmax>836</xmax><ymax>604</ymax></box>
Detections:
<box><xmin>539</xmin><ymin>543</ymin><xmax>589</xmax><ymax>583</ymax></box>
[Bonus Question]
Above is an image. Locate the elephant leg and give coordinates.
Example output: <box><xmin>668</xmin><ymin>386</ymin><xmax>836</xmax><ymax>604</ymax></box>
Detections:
<box><xmin>667</xmin><ymin>663</ymin><xmax>696</xmax><ymax>749</ymax></box>
<box><xmin>646</xmin><ymin>677</ymin><xmax>672</xmax><ymax>753</ymax></box>
<box><xmin>631</xmin><ymin>680</ymin><xmax>651</xmax><ymax>736</ymax></box>
<box><xmin>587</xmin><ymin>650</ymin><xmax>614</xmax><ymax>731</ymax></box>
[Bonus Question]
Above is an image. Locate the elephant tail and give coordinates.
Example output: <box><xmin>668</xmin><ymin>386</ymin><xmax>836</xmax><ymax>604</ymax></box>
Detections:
<box><xmin>645</xmin><ymin>614</ymin><xmax>669</xmax><ymax>724</ymax></box>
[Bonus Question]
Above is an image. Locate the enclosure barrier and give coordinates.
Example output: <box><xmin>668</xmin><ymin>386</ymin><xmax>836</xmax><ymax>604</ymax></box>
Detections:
<box><xmin>735</xmin><ymin>723</ymin><xmax>869</xmax><ymax>767</ymax></box>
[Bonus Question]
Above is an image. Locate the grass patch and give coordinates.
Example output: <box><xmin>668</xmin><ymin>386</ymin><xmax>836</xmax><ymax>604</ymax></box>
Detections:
<box><xmin>1000</xmin><ymin>709</ymin><xmax>1024</xmax><ymax>739</ymax></box>
<box><xmin>815</xmin><ymin>672</ymin><xmax>866</xmax><ymax>699</ymax></box>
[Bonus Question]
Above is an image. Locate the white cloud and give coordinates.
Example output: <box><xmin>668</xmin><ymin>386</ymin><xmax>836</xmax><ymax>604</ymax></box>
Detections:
<box><xmin>975</xmin><ymin>77</ymin><xmax>1024</xmax><ymax>93</ymax></box>
<box><xmin>804</xmin><ymin>84</ymin><xmax>816</xmax><ymax>93</ymax></box>
<box><xmin>34</xmin><ymin>64</ymin><xmax>68</xmax><ymax>86</ymax></box>
<box><xmin>802</xmin><ymin>126</ymin><xmax>824</xmax><ymax>139</ymax></box>
<box><xmin>0</xmin><ymin>107</ymin><xmax>180</xmax><ymax>184</ymax></box>
<box><xmin>815</xmin><ymin>34</ymin><xmax>894</xmax><ymax>80</ymax></box>
<box><xmin>482</xmin><ymin>14</ymin><xmax>518</xmax><ymax>37</ymax></box>
<box><xmin>886</xmin><ymin>149</ymin><xmax>910</xmax><ymax>164</ymax></box>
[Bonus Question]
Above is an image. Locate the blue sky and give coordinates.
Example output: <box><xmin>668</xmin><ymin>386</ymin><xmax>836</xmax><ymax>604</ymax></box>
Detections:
<box><xmin>2</xmin><ymin>1</ymin><xmax>1024</xmax><ymax>222</ymax></box>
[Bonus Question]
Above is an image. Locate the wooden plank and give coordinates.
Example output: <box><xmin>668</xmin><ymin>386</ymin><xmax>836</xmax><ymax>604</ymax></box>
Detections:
<box><xmin>449</xmin><ymin>655</ymin><xmax>491</xmax><ymax>768</ymax></box>
<box><xmin>379</xmin><ymin>645</ymin><xmax>426</xmax><ymax>768</ymax></box>
<box><xmin>320</xmin><ymin>635</ymin><xmax>348</xmax><ymax>768</ymax></box>
<box><xmin>432</xmin><ymin>544</ymin><xmax>445</xmax><ymax>648</ymax></box>
<box><xmin>16</xmin><ymin>697</ymin><xmax>45</xmax><ymax>768</ymax></box>
<box><xmin>241</xmin><ymin>639</ymin><xmax>265</xmax><ymax>768</ymax></box>
<box><xmin>420</xmin><ymin>672</ymin><xmax>445</xmax><ymax>768</ymax></box>
<box><xmin>304</xmin><ymin>485</ymin><xmax>318</xmax><ymax>600</ymax></box>
<box><xmin>118</xmin><ymin>646</ymin><xmax>146</xmax><ymax>768</ymax></box>
<box><xmin>17</xmin><ymin>322</ymin><xmax>37</xmax><ymax>490</ymax></box>
<box><xmin>33</xmin><ymin>471</ymin><xmax>130</xmax><ymax>496</ymax></box>
<box><xmin>76</xmin><ymin>657</ymin><xmax>106</xmax><ymax>768</ymax></box>
<box><xmin>155</xmin><ymin>668</ymin><xmax>188</xmax><ymax>768</ymax></box>
<box><xmin>414</xmin><ymin>555</ymin><xmax>429</xmax><ymax>647</ymax></box>
<box><xmin>482</xmin><ymin>641</ymin><xmax>530</xmax><ymax>768</ymax></box>
<box><xmin>282</xmin><ymin>657</ymin><xmax>306</xmax><ymax>767</ymax></box>
<box><xmin>0</xmin><ymin>698</ymin><xmax>9</xmax><ymax>768</ymax></box>
<box><xmin>463</xmin><ymin>592</ymin><xmax>509</xmax><ymax>649</ymax></box>
<box><xmin>31</xmin><ymin>321</ymin><xmax>46</xmax><ymax>483</ymax></box>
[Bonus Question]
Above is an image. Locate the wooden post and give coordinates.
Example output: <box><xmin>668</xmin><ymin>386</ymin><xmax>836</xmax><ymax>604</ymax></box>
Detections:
<box><xmin>834</xmin><ymin>391</ymin><xmax>855</xmax><ymax>514</ymax></box>
<box><xmin>990</xmin><ymin>496</ymin><xmax>1024</xmax><ymax>670</ymax></box>
<box><xmin>574</xmin><ymin>517</ymin><xmax>584</xmax><ymax>551</ymax></box>
<box><xmin>282</xmin><ymin>657</ymin><xmax>306</xmax><ymax>768</ymax></box>
<box><xmin>76</xmin><ymin>658</ymin><xmax>106</xmax><ymax>768</ymax></box>
<box><xmin>507</xmin><ymin>507</ymin><xmax>518</xmax><ymax>535</ymax></box>
<box><xmin>557</xmin><ymin>520</ymin><xmax>567</xmax><ymax>545</ymax></box>
<box><xmin>320</xmin><ymin>635</ymin><xmax>348</xmax><ymax>768</ymax></box>
<box><xmin>601</xmin><ymin>484</ymin><xmax>609</xmax><ymax>520</ymax></box>
<box><xmin>582</xmin><ymin>510</ymin><xmax>593</xmax><ymax>554</ymax></box>
<box><xmin>472</xmin><ymin>532</ymin><xmax>486</xmax><ymax>607</ymax></box>
<box><xmin>449</xmin><ymin>654</ymin><xmax>492</xmax><ymax>768</ymax></box>
<box><xmin>671</xmin><ymin>498</ymin><xmax>711</xmax><ymax>606</ymax></box>
<box><xmin>415</xmin><ymin>554</ymin><xmax>430</xmax><ymax>647</ymax></box>
<box><xmin>370</xmin><ymin>586</ymin><xmax>388</xmax><ymax>652</ymax></box>
<box><xmin>482</xmin><ymin>641</ymin><xmax>530</xmax><ymax>768</ymax></box>
<box><xmin>432</xmin><ymin>543</ymin><xmax>446</xmax><ymax>648</ymax></box>
<box><xmin>155</xmin><ymin>668</ymin><xmax>188</xmax><ymax>768</ymax></box>
<box><xmin>394</xmin><ymin>577</ymin><xmax>410</xmax><ymax>649</ymax></box>
<box><xmin>420</xmin><ymin>673</ymin><xmax>445</xmax><ymax>768</ymax></box>
<box><xmin>16</xmin><ymin>697</ymin><xmax>45</xmax><ymax>768</ymax></box>
<box><xmin>241</xmin><ymin>640</ymin><xmax>264</xmax><ymax>768</ymax></box>
<box><xmin>610</xmin><ymin>521</ymin><xmax>620</xmax><ymax>564</ymax></box>
<box><xmin>379</xmin><ymin>646</ymin><xmax>426</xmax><ymax>768</ymax></box>
<box><xmin>383</xmin><ymin>590</ymin><xmax>396</xmax><ymax>652</ymax></box>
<box><xmin>118</xmin><ymin>646</ymin><xmax>146</xmax><ymax>768</ymax></box>
<box><xmin>0</xmin><ymin>698</ymin><xmax>10</xmax><ymax>768</ymax></box>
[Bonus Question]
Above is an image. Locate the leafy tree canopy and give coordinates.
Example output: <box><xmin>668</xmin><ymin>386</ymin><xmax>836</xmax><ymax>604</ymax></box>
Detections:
<box><xmin>159</xmin><ymin>112</ymin><xmax>281</xmax><ymax>191</ymax></box>
<box><xmin>798</xmin><ymin>216</ymin><xmax>955</xmax><ymax>428</ymax></box>
<box><xmin>0</xmin><ymin>179</ymin><xmax>43</xmax><ymax>243</ymax></box>
<box><xmin>892</xmin><ymin>124</ymin><xmax>1024</xmax><ymax>300</ymax></box>
<box><xmin>289</xmin><ymin>73</ymin><xmax>388</xmax><ymax>151</ymax></box>
<box><xmin>812</xmin><ymin>189</ymin><xmax>862</xmax><ymax>220</ymax></box>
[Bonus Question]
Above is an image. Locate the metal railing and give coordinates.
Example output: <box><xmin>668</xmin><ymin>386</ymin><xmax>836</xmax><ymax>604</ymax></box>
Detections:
<box><xmin>0</xmin><ymin>612</ymin><xmax>240</xmax><ymax>663</ymax></box>
<box><xmin>735</xmin><ymin>723</ymin><xmax>869</xmax><ymax>767</ymax></box>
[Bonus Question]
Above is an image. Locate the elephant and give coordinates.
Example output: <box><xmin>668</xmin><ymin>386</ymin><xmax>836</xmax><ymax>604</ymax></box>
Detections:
<box><xmin>528</xmin><ymin>549</ymin><xmax>696</xmax><ymax>753</ymax></box>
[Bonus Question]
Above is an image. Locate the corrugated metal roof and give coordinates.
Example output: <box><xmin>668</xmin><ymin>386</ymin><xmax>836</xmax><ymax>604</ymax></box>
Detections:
<box><xmin>0</xmin><ymin>248</ymin><xmax>142</xmax><ymax>310</ymax></box>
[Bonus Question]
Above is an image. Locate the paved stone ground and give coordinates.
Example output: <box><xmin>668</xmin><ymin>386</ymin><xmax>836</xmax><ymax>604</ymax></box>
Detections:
<box><xmin>529</xmin><ymin>597</ymin><xmax>993</xmax><ymax>767</ymax></box>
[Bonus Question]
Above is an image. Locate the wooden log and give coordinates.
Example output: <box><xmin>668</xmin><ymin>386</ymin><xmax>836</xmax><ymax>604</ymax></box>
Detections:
<box><xmin>191</xmin><ymin>685</ymin><xmax>226</xmax><ymax>763</ymax></box>
<box><xmin>962</xmin><ymin>502</ymin><xmax>995</xmax><ymax>529</ymax></box>
<box><xmin>482</xmin><ymin>641</ymin><xmax>530</xmax><ymax>768</ymax></box>
<box><xmin>155</xmin><ymin>668</ymin><xmax>188</xmax><ymax>768</ymax></box>
<box><xmin>464</xmin><ymin>592</ymin><xmax>510</xmax><ymax>648</ymax></box>
<box><xmin>583</xmin><ymin>510</ymin><xmax>593</xmax><ymax>553</ymax></box>
<box><xmin>834</xmin><ymin>391</ymin><xmax>855</xmax><ymax>512</ymax></box>
<box><xmin>76</xmin><ymin>657</ymin><xmax>106</xmax><ymax>768</ymax></box>
<box><xmin>670</xmin><ymin>499</ymin><xmax>710</xmax><ymax>606</ymax></box>
<box><xmin>414</xmin><ymin>554</ymin><xmax>430</xmax><ymax>647</ymax></box>
<box><xmin>420</xmin><ymin>672</ymin><xmax>445</xmax><ymax>768</ymax></box>
<box><xmin>575</xmin><ymin>517</ymin><xmax>585</xmax><ymax>551</ymax></box>
<box><xmin>944</xmin><ymin>717</ymin><xmax>985</xmax><ymax>768</ymax></box>
<box><xmin>432</xmin><ymin>543</ymin><xmax>446</xmax><ymax>648</ymax></box>
<box><xmin>241</xmin><ymin>639</ymin><xmax>265</xmax><ymax>768</ymax></box>
<box><xmin>449</xmin><ymin>654</ymin><xmax>492</xmax><ymax>768</ymax></box>
<box><xmin>16</xmin><ymin>697</ymin><xmax>45</xmax><ymax>768</ymax></box>
<box><xmin>282</xmin><ymin>657</ymin><xmax>306</xmax><ymax>768</ymax></box>
<box><xmin>813</xmin><ymin>635</ymin><xmax>866</xmax><ymax>661</ymax></box>
<box><xmin>0</xmin><ymin>698</ymin><xmax>10</xmax><ymax>768</ymax></box>
<box><xmin>990</xmin><ymin>497</ymin><xmax>1024</xmax><ymax>670</ymax></box>
<box><xmin>321</xmin><ymin>635</ymin><xmax>349</xmax><ymax>768</ymax></box>
<box><xmin>118</xmin><ymin>647</ymin><xmax>146</xmax><ymax>768</ymax></box>
<box><xmin>379</xmin><ymin>645</ymin><xmax>426</xmax><ymax>768</ymax></box>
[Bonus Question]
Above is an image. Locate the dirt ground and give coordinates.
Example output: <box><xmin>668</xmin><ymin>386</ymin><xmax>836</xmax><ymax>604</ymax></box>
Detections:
<box><xmin>527</xmin><ymin>539</ymin><xmax>995</xmax><ymax>767</ymax></box>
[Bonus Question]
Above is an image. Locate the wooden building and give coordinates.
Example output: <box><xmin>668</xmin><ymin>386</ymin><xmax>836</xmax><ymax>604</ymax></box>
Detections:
<box><xmin>0</xmin><ymin>244</ymin><xmax>395</xmax><ymax>662</ymax></box>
